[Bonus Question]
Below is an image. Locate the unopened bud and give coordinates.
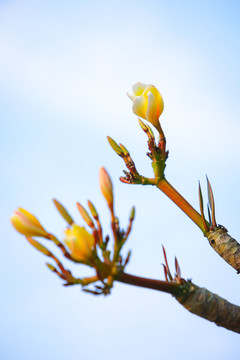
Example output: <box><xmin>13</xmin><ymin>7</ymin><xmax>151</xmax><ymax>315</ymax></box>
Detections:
<box><xmin>53</xmin><ymin>199</ymin><xmax>73</xmax><ymax>225</ymax></box>
<box><xmin>119</xmin><ymin>143</ymin><xmax>129</xmax><ymax>156</ymax></box>
<box><xmin>26</xmin><ymin>237</ymin><xmax>52</xmax><ymax>257</ymax></box>
<box><xmin>76</xmin><ymin>202</ymin><xmax>95</xmax><ymax>229</ymax></box>
<box><xmin>87</xmin><ymin>200</ymin><xmax>99</xmax><ymax>220</ymax></box>
<box><xmin>107</xmin><ymin>136</ymin><xmax>124</xmax><ymax>156</ymax></box>
<box><xmin>10</xmin><ymin>208</ymin><xmax>48</xmax><ymax>237</ymax></box>
<box><xmin>99</xmin><ymin>167</ymin><xmax>114</xmax><ymax>209</ymax></box>
<box><xmin>146</xmin><ymin>124</ymin><xmax>154</xmax><ymax>139</ymax></box>
<box><xmin>46</xmin><ymin>263</ymin><xmax>57</xmax><ymax>272</ymax></box>
<box><xmin>129</xmin><ymin>206</ymin><xmax>136</xmax><ymax>221</ymax></box>
<box><xmin>138</xmin><ymin>118</ymin><xmax>148</xmax><ymax>132</ymax></box>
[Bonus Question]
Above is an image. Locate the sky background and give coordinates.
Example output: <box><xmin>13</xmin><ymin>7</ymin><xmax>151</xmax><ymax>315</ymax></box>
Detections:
<box><xmin>1</xmin><ymin>0</ymin><xmax>240</xmax><ymax>359</ymax></box>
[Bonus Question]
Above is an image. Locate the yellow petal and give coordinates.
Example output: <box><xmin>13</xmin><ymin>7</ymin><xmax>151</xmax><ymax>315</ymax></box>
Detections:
<box><xmin>143</xmin><ymin>85</ymin><xmax>164</xmax><ymax>118</ymax></box>
<box><xmin>127</xmin><ymin>92</ymin><xmax>135</xmax><ymax>102</ymax></box>
<box><xmin>75</xmin><ymin>226</ymin><xmax>94</xmax><ymax>256</ymax></box>
<box><xmin>11</xmin><ymin>210</ymin><xmax>47</xmax><ymax>237</ymax></box>
<box><xmin>132</xmin><ymin>82</ymin><xmax>147</xmax><ymax>96</ymax></box>
<box><xmin>146</xmin><ymin>91</ymin><xmax>159</xmax><ymax>127</ymax></box>
<box><xmin>132</xmin><ymin>95</ymin><xmax>147</xmax><ymax>119</ymax></box>
<box><xmin>19</xmin><ymin>208</ymin><xmax>46</xmax><ymax>231</ymax></box>
<box><xmin>64</xmin><ymin>225</ymin><xmax>94</xmax><ymax>261</ymax></box>
<box><xmin>64</xmin><ymin>228</ymin><xmax>75</xmax><ymax>249</ymax></box>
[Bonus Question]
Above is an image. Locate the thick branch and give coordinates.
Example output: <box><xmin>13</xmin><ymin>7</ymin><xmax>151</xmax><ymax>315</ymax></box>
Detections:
<box><xmin>207</xmin><ymin>228</ymin><xmax>240</xmax><ymax>273</ymax></box>
<box><xmin>116</xmin><ymin>272</ymin><xmax>240</xmax><ymax>334</ymax></box>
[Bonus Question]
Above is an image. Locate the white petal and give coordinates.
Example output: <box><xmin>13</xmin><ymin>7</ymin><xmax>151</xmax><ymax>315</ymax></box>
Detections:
<box><xmin>127</xmin><ymin>92</ymin><xmax>135</xmax><ymax>102</ymax></box>
<box><xmin>132</xmin><ymin>95</ymin><xmax>147</xmax><ymax>119</ymax></box>
<box><xmin>132</xmin><ymin>82</ymin><xmax>147</xmax><ymax>96</ymax></box>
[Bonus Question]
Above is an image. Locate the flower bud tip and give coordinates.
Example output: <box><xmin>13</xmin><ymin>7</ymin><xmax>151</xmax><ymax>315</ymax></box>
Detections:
<box><xmin>10</xmin><ymin>208</ymin><xmax>47</xmax><ymax>237</ymax></box>
<box><xmin>99</xmin><ymin>167</ymin><xmax>114</xmax><ymax>209</ymax></box>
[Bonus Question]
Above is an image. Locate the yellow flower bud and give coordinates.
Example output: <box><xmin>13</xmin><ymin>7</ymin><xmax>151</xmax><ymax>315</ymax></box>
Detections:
<box><xmin>99</xmin><ymin>167</ymin><xmax>114</xmax><ymax>210</ymax></box>
<box><xmin>64</xmin><ymin>224</ymin><xmax>95</xmax><ymax>261</ymax></box>
<box><xmin>10</xmin><ymin>208</ymin><xmax>48</xmax><ymax>237</ymax></box>
<box><xmin>127</xmin><ymin>82</ymin><xmax>164</xmax><ymax>130</ymax></box>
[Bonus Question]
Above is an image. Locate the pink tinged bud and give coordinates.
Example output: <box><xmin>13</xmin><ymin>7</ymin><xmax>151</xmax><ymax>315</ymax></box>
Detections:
<box><xmin>99</xmin><ymin>167</ymin><xmax>114</xmax><ymax>209</ymax></box>
<box><xmin>64</xmin><ymin>224</ymin><xmax>95</xmax><ymax>261</ymax></box>
<box><xmin>76</xmin><ymin>202</ymin><xmax>95</xmax><ymax>229</ymax></box>
<box><xmin>10</xmin><ymin>208</ymin><xmax>47</xmax><ymax>237</ymax></box>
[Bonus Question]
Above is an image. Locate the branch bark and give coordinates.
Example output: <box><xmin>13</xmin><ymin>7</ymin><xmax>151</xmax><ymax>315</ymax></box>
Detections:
<box><xmin>117</xmin><ymin>272</ymin><xmax>240</xmax><ymax>334</ymax></box>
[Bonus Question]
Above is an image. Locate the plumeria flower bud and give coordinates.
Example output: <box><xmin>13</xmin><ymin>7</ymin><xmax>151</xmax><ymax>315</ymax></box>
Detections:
<box><xmin>64</xmin><ymin>224</ymin><xmax>95</xmax><ymax>262</ymax></box>
<box><xmin>107</xmin><ymin>136</ymin><xmax>124</xmax><ymax>157</ymax></box>
<box><xmin>127</xmin><ymin>82</ymin><xmax>164</xmax><ymax>131</ymax></box>
<box><xmin>10</xmin><ymin>208</ymin><xmax>48</xmax><ymax>237</ymax></box>
<box><xmin>53</xmin><ymin>199</ymin><xmax>73</xmax><ymax>225</ymax></box>
<box><xmin>99</xmin><ymin>167</ymin><xmax>114</xmax><ymax>210</ymax></box>
<box><xmin>87</xmin><ymin>200</ymin><xmax>99</xmax><ymax>220</ymax></box>
<box><xmin>76</xmin><ymin>202</ymin><xmax>95</xmax><ymax>229</ymax></box>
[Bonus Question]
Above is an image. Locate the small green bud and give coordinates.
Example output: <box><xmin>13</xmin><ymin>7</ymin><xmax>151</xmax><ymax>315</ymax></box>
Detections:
<box><xmin>87</xmin><ymin>200</ymin><xmax>99</xmax><ymax>220</ymax></box>
<box><xmin>119</xmin><ymin>143</ymin><xmax>129</xmax><ymax>156</ymax></box>
<box><xmin>129</xmin><ymin>206</ymin><xmax>135</xmax><ymax>221</ymax></box>
<box><xmin>46</xmin><ymin>263</ymin><xmax>57</xmax><ymax>272</ymax></box>
<box><xmin>138</xmin><ymin>118</ymin><xmax>148</xmax><ymax>132</ymax></box>
<box><xmin>26</xmin><ymin>237</ymin><xmax>53</xmax><ymax>257</ymax></box>
<box><xmin>146</xmin><ymin>124</ymin><xmax>154</xmax><ymax>139</ymax></box>
<box><xmin>53</xmin><ymin>199</ymin><xmax>73</xmax><ymax>225</ymax></box>
<box><xmin>107</xmin><ymin>136</ymin><xmax>124</xmax><ymax>156</ymax></box>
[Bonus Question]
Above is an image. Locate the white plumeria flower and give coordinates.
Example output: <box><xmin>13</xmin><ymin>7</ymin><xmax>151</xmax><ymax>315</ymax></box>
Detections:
<box><xmin>127</xmin><ymin>82</ymin><xmax>164</xmax><ymax>131</ymax></box>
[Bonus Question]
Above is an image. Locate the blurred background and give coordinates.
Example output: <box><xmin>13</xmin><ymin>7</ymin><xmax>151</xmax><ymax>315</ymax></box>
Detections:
<box><xmin>1</xmin><ymin>0</ymin><xmax>240</xmax><ymax>359</ymax></box>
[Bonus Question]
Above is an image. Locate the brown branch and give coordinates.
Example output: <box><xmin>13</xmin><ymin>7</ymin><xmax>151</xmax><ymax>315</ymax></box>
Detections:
<box><xmin>116</xmin><ymin>272</ymin><xmax>240</xmax><ymax>334</ymax></box>
<box><xmin>117</xmin><ymin>272</ymin><xmax>179</xmax><ymax>294</ymax></box>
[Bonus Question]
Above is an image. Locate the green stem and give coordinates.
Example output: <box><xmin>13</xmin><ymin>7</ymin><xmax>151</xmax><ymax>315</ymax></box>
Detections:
<box><xmin>81</xmin><ymin>275</ymin><xmax>99</xmax><ymax>286</ymax></box>
<box><xmin>156</xmin><ymin>178</ymin><xmax>206</xmax><ymax>233</ymax></box>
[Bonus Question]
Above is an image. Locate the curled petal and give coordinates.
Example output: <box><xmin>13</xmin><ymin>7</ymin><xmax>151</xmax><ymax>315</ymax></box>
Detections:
<box><xmin>146</xmin><ymin>91</ymin><xmax>159</xmax><ymax>127</ymax></box>
<box><xmin>127</xmin><ymin>92</ymin><xmax>135</xmax><ymax>102</ymax></box>
<box><xmin>143</xmin><ymin>85</ymin><xmax>164</xmax><ymax>118</ymax></box>
<box><xmin>132</xmin><ymin>82</ymin><xmax>147</xmax><ymax>96</ymax></box>
<box><xmin>132</xmin><ymin>95</ymin><xmax>147</xmax><ymax>119</ymax></box>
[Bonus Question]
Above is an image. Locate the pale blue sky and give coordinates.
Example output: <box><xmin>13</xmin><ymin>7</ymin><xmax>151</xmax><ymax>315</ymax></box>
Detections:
<box><xmin>1</xmin><ymin>1</ymin><xmax>240</xmax><ymax>359</ymax></box>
